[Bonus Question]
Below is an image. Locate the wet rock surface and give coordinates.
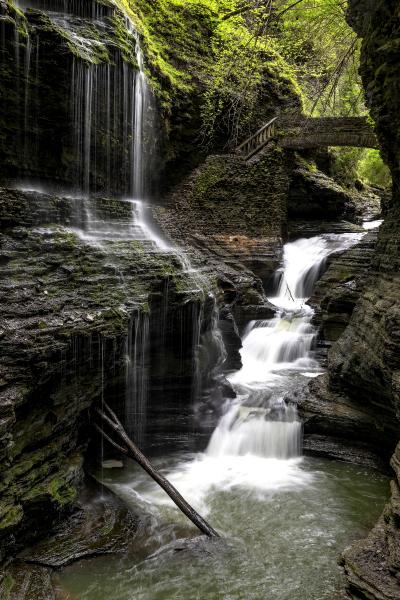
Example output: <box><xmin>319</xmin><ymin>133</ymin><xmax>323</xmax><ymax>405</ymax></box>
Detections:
<box><xmin>289</xmin><ymin>167</ymin><xmax>360</xmax><ymax>221</ymax></box>
<box><xmin>310</xmin><ymin>0</ymin><xmax>400</xmax><ymax>595</ymax></box>
<box><xmin>0</xmin><ymin>185</ymin><xmax>226</xmax><ymax>559</ymax></box>
<box><xmin>288</xmin><ymin>165</ymin><xmax>381</xmax><ymax>223</ymax></box>
<box><xmin>302</xmin><ymin>435</ymin><xmax>387</xmax><ymax>472</ymax></box>
<box><xmin>0</xmin><ymin>180</ymin><xmax>270</xmax><ymax>557</ymax></box>
<box><xmin>341</xmin><ymin>444</ymin><xmax>400</xmax><ymax>600</ymax></box>
<box><xmin>288</xmin><ymin>220</ymin><xmax>365</xmax><ymax>239</ymax></box>
<box><xmin>154</xmin><ymin>147</ymin><xmax>289</xmax><ymax>287</ymax></box>
<box><xmin>0</xmin><ymin>484</ymin><xmax>139</xmax><ymax>599</ymax></box>
<box><xmin>19</xmin><ymin>486</ymin><xmax>139</xmax><ymax>568</ymax></box>
<box><xmin>310</xmin><ymin>229</ymin><xmax>379</xmax><ymax>345</ymax></box>
<box><xmin>298</xmin><ymin>375</ymin><xmax>399</xmax><ymax>465</ymax></box>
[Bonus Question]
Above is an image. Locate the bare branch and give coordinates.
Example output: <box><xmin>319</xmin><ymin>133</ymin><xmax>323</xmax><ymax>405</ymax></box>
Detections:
<box><xmin>95</xmin><ymin>402</ymin><xmax>220</xmax><ymax>538</ymax></box>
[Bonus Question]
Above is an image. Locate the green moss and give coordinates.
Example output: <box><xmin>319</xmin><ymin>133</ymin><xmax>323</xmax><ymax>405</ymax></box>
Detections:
<box><xmin>192</xmin><ymin>158</ymin><xmax>227</xmax><ymax>202</ymax></box>
<box><xmin>110</xmin><ymin>12</ymin><xmax>139</xmax><ymax>68</ymax></box>
<box><xmin>113</xmin><ymin>0</ymin><xmax>302</xmax><ymax>133</ymax></box>
<box><xmin>6</xmin><ymin>0</ymin><xmax>28</xmax><ymax>36</ymax></box>
<box><xmin>0</xmin><ymin>504</ymin><xmax>23</xmax><ymax>530</ymax></box>
<box><xmin>47</xmin><ymin>477</ymin><xmax>77</xmax><ymax>507</ymax></box>
<box><xmin>0</xmin><ymin>572</ymin><xmax>15</xmax><ymax>599</ymax></box>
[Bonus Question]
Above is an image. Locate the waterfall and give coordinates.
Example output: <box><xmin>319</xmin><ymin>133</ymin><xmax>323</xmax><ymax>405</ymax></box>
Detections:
<box><xmin>207</xmin><ymin>400</ymin><xmax>301</xmax><ymax>459</ymax></box>
<box><xmin>14</xmin><ymin>0</ymin><xmax>112</xmax><ymax>19</ymax></box>
<box><xmin>13</xmin><ymin>0</ymin><xmax>154</xmax><ymax>197</ymax></box>
<box><xmin>8</xmin><ymin>1</ymin><xmax>226</xmax><ymax>452</ymax></box>
<box><xmin>132</xmin><ymin>34</ymin><xmax>148</xmax><ymax>199</ymax></box>
<box><xmin>71</xmin><ymin>44</ymin><xmax>153</xmax><ymax>198</ymax></box>
<box><xmin>125</xmin><ymin>311</ymin><xmax>150</xmax><ymax>447</ymax></box>
<box><xmin>23</xmin><ymin>34</ymin><xmax>31</xmax><ymax>166</ymax></box>
<box><xmin>208</xmin><ymin>232</ymin><xmax>365</xmax><ymax>461</ymax></box>
<box><xmin>271</xmin><ymin>233</ymin><xmax>365</xmax><ymax>310</ymax></box>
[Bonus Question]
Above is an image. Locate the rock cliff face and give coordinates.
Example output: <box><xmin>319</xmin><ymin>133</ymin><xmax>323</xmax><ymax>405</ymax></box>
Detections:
<box><xmin>154</xmin><ymin>147</ymin><xmax>290</xmax><ymax>287</ymax></box>
<box><xmin>299</xmin><ymin>1</ymin><xmax>400</xmax><ymax>596</ymax></box>
<box><xmin>310</xmin><ymin>230</ymin><xmax>379</xmax><ymax>345</ymax></box>
<box><xmin>0</xmin><ymin>0</ymin><xmax>155</xmax><ymax>194</ymax></box>
<box><xmin>0</xmin><ymin>186</ymin><xmax>216</xmax><ymax>560</ymax></box>
<box><xmin>0</xmin><ymin>0</ymin><xmax>279</xmax><ymax>562</ymax></box>
<box><xmin>0</xmin><ymin>0</ymin><xmax>398</xmax><ymax>593</ymax></box>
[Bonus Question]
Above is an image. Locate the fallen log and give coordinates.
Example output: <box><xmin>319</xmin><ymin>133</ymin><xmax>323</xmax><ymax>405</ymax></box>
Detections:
<box><xmin>94</xmin><ymin>402</ymin><xmax>220</xmax><ymax>538</ymax></box>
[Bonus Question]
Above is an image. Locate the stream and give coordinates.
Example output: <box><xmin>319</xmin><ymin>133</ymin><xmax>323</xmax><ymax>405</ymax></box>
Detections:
<box><xmin>59</xmin><ymin>227</ymin><xmax>389</xmax><ymax>600</ymax></box>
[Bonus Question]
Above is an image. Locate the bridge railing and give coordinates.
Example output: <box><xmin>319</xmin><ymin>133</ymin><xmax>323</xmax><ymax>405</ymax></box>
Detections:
<box><xmin>236</xmin><ymin>116</ymin><xmax>278</xmax><ymax>160</ymax></box>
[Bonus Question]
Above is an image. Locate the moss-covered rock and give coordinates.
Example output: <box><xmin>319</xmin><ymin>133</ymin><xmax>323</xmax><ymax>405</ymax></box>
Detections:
<box><xmin>155</xmin><ymin>145</ymin><xmax>290</xmax><ymax>286</ymax></box>
<box><xmin>0</xmin><ymin>564</ymin><xmax>54</xmax><ymax>600</ymax></box>
<box><xmin>0</xmin><ymin>186</ymin><xmax>218</xmax><ymax>561</ymax></box>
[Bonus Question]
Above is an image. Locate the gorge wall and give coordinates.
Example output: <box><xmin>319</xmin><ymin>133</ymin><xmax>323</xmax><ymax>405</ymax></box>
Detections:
<box><xmin>0</xmin><ymin>0</ymin><xmax>281</xmax><ymax>562</ymax></box>
<box><xmin>0</xmin><ymin>1</ymin><xmax>398</xmax><ymax>598</ymax></box>
<box><xmin>297</xmin><ymin>1</ymin><xmax>400</xmax><ymax>597</ymax></box>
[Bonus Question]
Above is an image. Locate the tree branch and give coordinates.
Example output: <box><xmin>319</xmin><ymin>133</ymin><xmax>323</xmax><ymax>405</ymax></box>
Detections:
<box><xmin>95</xmin><ymin>402</ymin><xmax>220</xmax><ymax>538</ymax></box>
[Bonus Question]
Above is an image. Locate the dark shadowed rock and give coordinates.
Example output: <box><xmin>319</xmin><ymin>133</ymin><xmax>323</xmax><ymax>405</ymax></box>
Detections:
<box><xmin>19</xmin><ymin>488</ymin><xmax>139</xmax><ymax>568</ymax></box>
<box><xmin>310</xmin><ymin>230</ymin><xmax>379</xmax><ymax>345</ymax></box>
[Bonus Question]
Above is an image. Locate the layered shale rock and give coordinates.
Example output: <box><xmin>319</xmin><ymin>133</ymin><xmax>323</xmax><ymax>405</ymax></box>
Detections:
<box><xmin>155</xmin><ymin>146</ymin><xmax>290</xmax><ymax>288</ymax></box>
<box><xmin>301</xmin><ymin>1</ymin><xmax>400</xmax><ymax>596</ymax></box>
<box><xmin>0</xmin><ymin>186</ymin><xmax>222</xmax><ymax>560</ymax></box>
<box><xmin>289</xmin><ymin>166</ymin><xmax>362</xmax><ymax>221</ymax></box>
<box><xmin>310</xmin><ymin>229</ymin><xmax>379</xmax><ymax>345</ymax></box>
<box><xmin>288</xmin><ymin>160</ymin><xmax>382</xmax><ymax>223</ymax></box>
<box><xmin>341</xmin><ymin>443</ymin><xmax>400</xmax><ymax>599</ymax></box>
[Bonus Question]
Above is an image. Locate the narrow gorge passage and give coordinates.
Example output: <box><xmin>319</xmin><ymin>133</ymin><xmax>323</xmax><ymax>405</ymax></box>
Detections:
<box><xmin>1</xmin><ymin>1</ymin><xmax>398</xmax><ymax>598</ymax></box>
<box><xmin>59</xmin><ymin>229</ymin><xmax>389</xmax><ymax>600</ymax></box>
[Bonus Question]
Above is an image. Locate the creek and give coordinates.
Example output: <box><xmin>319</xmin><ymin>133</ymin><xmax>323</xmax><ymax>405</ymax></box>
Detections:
<box><xmin>58</xmin><ymin>229</ymin><xmax>389</xmax><ymax>600</ymax></box>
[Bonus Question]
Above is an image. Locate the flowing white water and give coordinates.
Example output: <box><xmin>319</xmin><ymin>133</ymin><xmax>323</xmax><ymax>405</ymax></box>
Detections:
<box><xmin>363</xmin><ymin>219</ymin><xmax>383</xmax><ymax>230</ymax></box>
<box><xmin>216</xmin><ymin>233</ymin><xmax>365</xmax><ymax>463</ymax></box>
<box><xmin>125</xmin><ymin>311</ymin><xmax>150</xmax><ymax>447</ymax></box>
<box><xmin>118</xmin><ymin>232</ymin><xmax>366</xmax><ymax>513</ymax></box>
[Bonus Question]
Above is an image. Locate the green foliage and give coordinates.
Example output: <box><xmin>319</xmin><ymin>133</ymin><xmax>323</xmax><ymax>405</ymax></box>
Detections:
<box><xmin>330</xmin><ymin>147</ymin><xmax>365</xmax><ymax>186</ymax></box>
<box><xmin>116</xmin><ymin>0</ymin><xmax>301</xmax><ymax>146</ymax></box>
<box><xmin>331</xmin><ymin>147</ymin><xmax>391</xmax><ymax>188</ymax></box>
<box><xmin>119</xmin><ymin>0</ymin><xmax>220</xmax><ymax>99</ymax></box>
<box><xmin>273</xmin><ymin>0</ymin><xmax>364</xmax><ymax>117</ymax></box>
<box><xmin>358</xmin><ymin>149</ymin><xmax>391</xmax><ymax>188</ymax></box>
<box><xmin>200</xmin><ymin>14</ymin><xmax>302</xmax><ymax>147</ymax></box>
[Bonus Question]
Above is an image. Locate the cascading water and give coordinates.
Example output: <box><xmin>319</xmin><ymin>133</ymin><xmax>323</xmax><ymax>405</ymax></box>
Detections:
<box><xmin>9</xmin><ymin>5</ymin><xmax>388</xmax><ymax>597</ymax></box>
<box><xmin>11</xmin><ymin>0</ymin><xmax>155</xmax><ymax>200</ymax></box>
<box><xmin>115</xmin><ymin>231</ymin><xmax>367</xmax><ymax>513</ymax></box>
<box><xmin>207</xmin><ymin>232</ymin><xmax>365</xmax><ymax>463</ymax></box>
<box><xmin>70</xmin><ymin>26</ymin><xmax>153</xmax><ymax>198</ymax></box>
<box><xmin>125</xmin><ymin>311</ymin><xmax>150</xmax><ymax>447</ymax></box>
<box><xmin>59</xmin><ymin>226</ymin><xmax>389</xmax><ymax>599</ymax></box>
<box><xmin>7</xmin><ymin>1</ymin><xmax>176</xmax><ymax>450</ymax></box>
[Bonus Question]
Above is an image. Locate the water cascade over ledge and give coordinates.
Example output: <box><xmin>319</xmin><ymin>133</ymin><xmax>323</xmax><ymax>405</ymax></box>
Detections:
<box><xmin>213</xmin><ymin>232</ymin><xmax>365</xmax><ymax>462</ymax></box>
<box><xmin>3</xmin><ymin>0</ymin><xmax>227</xmax><ymax>454</ymax></box>
<box><xmin>113</xmin><ymin>231</ymin><xmax>367</xmax><ymax>512</ymax></box>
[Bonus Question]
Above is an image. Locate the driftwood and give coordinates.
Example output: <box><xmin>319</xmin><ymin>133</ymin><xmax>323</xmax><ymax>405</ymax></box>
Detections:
<box><xmin>94</xmin><ymin>402</ymin><xmax>220</xmax><ymax>538</ymax></box>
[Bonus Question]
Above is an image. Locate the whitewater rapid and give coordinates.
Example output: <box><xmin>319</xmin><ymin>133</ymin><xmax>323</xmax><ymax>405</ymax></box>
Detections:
<box><xmin>113</xmin><ymin>232</ymin><xmax>367</xmax><ymax>512</ymax></box>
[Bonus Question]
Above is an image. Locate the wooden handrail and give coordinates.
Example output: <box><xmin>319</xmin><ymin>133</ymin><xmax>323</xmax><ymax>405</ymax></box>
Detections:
<box><xmin>236</xmin><ymin>116</ymin><xmax>278</xmax><ymax>154</ymax></box>
<box><xmin>235</xmin><ymin>115</ymin><xmax>378</xmax><ymax>158</ymax></box>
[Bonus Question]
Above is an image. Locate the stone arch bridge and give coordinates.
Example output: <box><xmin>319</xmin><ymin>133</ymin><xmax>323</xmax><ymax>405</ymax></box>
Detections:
<box><xmin>236</xmin><ymin>115</ymin><xmax>379</xmax><ymax>161</ymax></box>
